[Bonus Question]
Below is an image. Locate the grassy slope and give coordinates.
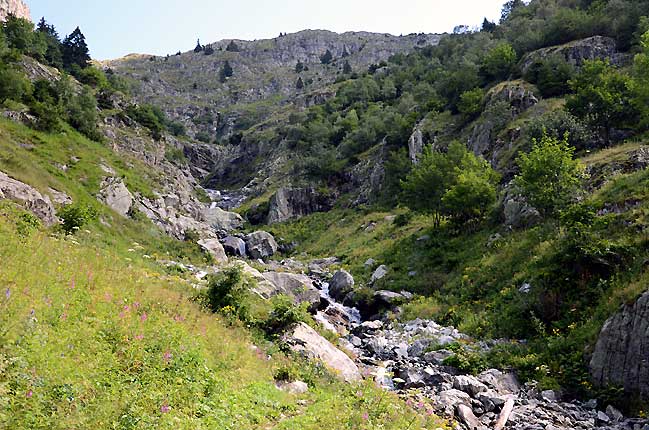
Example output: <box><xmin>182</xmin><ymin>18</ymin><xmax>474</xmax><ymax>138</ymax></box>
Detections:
<box><xmin>0</xmin><ymin>120</ymin><xmax>447</xmax><ymax>429</ymax></box>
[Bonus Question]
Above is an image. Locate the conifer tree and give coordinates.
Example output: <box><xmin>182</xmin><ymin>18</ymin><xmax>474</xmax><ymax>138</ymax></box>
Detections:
<box><xmin>62</xmin><ymin>27</ymin><xmax>90</xmax><ymax>70</ymax></box>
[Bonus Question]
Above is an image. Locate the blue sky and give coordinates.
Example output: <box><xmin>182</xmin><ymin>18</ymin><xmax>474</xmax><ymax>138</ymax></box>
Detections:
<box><xmin>28</xmin><ymin>0</ymin><xmax>506</xmax><ymax>60</ymax></box>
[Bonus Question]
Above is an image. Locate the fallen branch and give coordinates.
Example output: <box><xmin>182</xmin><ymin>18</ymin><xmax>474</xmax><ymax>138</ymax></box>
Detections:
<box><xmin>494</xmin><ymin>398</ymin><xmax>515</xmax><ymax>430</ymax></box>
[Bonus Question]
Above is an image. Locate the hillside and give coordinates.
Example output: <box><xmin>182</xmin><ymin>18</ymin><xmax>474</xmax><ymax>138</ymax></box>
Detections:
<box><xmin>3</xmin><ymin>0</ymin><xmax>649</xmax><ymax>429</ymax></box>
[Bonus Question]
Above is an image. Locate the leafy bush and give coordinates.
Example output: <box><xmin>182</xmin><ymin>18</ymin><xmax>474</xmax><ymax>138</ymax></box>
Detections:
<box><xmin>264</xmin><ymin>295</ymin><xmax>311</xmax><ymax>335</ymax></box>
<box><xmin>203</xmin><ymin>266</ymin><xmax>251</xmax><ymax>322</ymax></box>
<box><xmin>514</xmin><ymin>132</ymin><xmax>584</xmax><ymax>217</ymax></box>
<box><xmin>58</xmin><ymin>203</ymin><xmax>98</xmax><ymax>234</ymax></box>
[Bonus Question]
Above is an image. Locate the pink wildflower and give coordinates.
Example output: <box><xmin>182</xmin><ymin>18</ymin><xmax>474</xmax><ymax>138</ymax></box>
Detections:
<box><xmin>163</xmin><ymin>351</ymin><xmax>172</xmax><ymax>363</ymax></box>
<box><xmin>160</xmin><ymin>403</ymin><xmax>170</xmax><ymax>413</ymax></box>
<box><xmin>140</xmin><ymin>312</ymin><xmax>148</xmax><ymax>322</ymax></box>
<box><xmin>26</xmin><ymin>390</ymin><xmax>33</xmax><ymax>398</ymax></box>
<box><xmin>362</xmin><ymin>412</ymin><xmax>369</xmax><ymax>421</ymax></box>
<box><xmin>135</xmin><ymin>334</ymin><xmax>144</xmax><ymax>341</ymax></box>
<box><xmin>4</xmin><ymin>288</ymin><xmax>10</xmax><ymax>300</ymax></box>
<box><xmin>69</xmin><ymin>278</ymin><xmax>75</xmax><ymax>290</ymax></box>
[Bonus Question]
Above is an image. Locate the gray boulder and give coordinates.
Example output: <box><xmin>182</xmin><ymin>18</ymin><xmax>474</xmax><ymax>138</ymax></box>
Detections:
<box><xmin>98</xmin><ymin>177</ymin><xmax>133</xmax><ymax>217</ymax></box>
<box><xmin>590</xmin><ymin>289</ymin><xmax>649</xmax><ymax>399</ymax></box>
<box><xmin>261</xmin><ymin>272</ymin><xmax>321</xmax><ymax>306</ymax></box>
<box><xmin>0</xmin><ymin>171</ymin><xmax>57</xmax><ymax>225</ymax></box>
<box><xmin>371</xmin><ymin>265</ymin><xmax>389</xmax><ymax>283</ymax></box>
<box><xmin>221</xmin><ymin>236</ymin><xmax>246</xmax><ymax>257</ymax></box>
<box><xmin>282</xmin><ymin>322</ymin><xmax>361</xmax><ymax>382</ymax></box>
<box><xmin>197</xmin><ymin>239</ymin><xmax>228</xmax><ymax>264</ymax></box>
<box><xmin>245</xmin><ymin>231</ymin><xmax>279</xmax><ymax>259</ymax></box>
<box><xmin>329</xmin><ymin>269</ymin><xmax>355</xmax><ymax>301</ymax></box>
<box><xmin>266</xmin><ymin>187</ymin><xmax>333</xmax><ymax>224</ymax></box>
<box><xmin>47</xmin><ymin>188</ymin><xmax>72</xmax><ymax>206</ymax></box>
<box><xmin>204</xmin><ymin>206</ymin><xmax>244</xmax><ymax>231</ymax></box>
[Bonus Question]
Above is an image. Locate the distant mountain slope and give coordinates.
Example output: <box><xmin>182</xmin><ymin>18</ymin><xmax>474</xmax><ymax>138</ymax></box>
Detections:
<box><xmin>108</xmin><ymin>30</ymin><xmax>440</xmax><ymax>139</ymax></box>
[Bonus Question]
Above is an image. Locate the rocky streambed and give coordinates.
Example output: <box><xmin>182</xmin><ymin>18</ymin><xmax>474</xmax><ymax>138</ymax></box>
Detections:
<box><xmin>168</xmin><ymin>251</ymin><xmax>649</xmax><ymax>430</ymax></box>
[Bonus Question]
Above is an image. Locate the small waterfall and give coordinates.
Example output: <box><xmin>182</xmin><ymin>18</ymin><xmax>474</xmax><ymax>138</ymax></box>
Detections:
<box><xmin>319</xmin><ymin>281</ymin><xmax>362</xmax><ymax>324</ymax></box>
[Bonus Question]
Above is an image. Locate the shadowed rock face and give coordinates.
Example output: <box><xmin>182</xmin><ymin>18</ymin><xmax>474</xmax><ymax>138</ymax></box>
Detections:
<box><xmin>590</xmin><ymin>290</ymin><xmax>649</xmax><ymax>399</ymax></box>
<box><xmin>0</xmin><ymin>0</ymin><xmax>30</xmax><ymax>22</ymax></box>
<box><xmin>266</xmin><ymin>187</ymin><xmax>334</xmax><ymax>224</ymax></box>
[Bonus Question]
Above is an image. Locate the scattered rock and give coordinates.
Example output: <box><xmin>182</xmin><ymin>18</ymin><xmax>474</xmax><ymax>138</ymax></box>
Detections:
<box><xmin>276</xmin><ymin>380</ymin><xmax>309</xmax><ymax>395</ymax></box>
<box><xmin>0</xmin><ymin>171</ymin><xmax>58</xmax><ymax>225</ymax></box>
<box><xmin>371</xmin><ymin>265</ymin><xmax>389</xmax><ymax>283</ymax></box>
<box><xmin>47</xmin><ymin>188</ymin><xmax>72</xmax><ymax>206</ymax></box>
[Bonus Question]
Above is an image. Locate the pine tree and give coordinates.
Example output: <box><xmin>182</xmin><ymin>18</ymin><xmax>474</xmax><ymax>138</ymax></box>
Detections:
<box><xmin>482</xmin><ymin>18</ymin><xmax>497</xmax><ymax>32</ymax></box>
<box><xmin>295</xmin><ymin>61</ymin><xmax>304</xmax><ymax>73</ymax></box>
<box><xmin>343</xmin><ymin>60</ymin><xmax>352</xmax><ymax>74</ymax></box>
<box><xmin>62</xmin><ymin>27</ymin><xmax>90</xmax><ymax>70</ymax></box>
<box><xmin>296</xmin><ymin>77</ymin><xmax>304</xmax><ymax>90</ymax></box>
<box><xmin>226</xmin><ymin>40</ymin><xmax>240</xmax><ymax>52</ymax></box>
<box><xmin>204</xmin><ymin>44</ymin><xmax>215</xmax><ymax>55</ymax></box>
<box><xmin>219</xmin><ymin>60</ymin><xmax>233</xmax><ymax>83</ymax></box>
<box><xmin>320</xmin><ymin>49</ymin><xmax>333</xmax><ymax>65</ymax></box>
<box><xmin>194</xmin><ymin>39</ymin><xmax>203</xmax><ymax>53</ymax></box>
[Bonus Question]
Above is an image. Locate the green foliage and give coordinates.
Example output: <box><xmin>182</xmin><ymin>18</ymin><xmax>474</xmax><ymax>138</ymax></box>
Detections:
<box><xmin>567</xmin><ymin>60</ymin><xmax>638</xmax><ymax>144</ymax></box>
<box><xmin>226</xmin><ymin>40</ymin><xmax>240</xmax><ymax>52</ymax></box>
<box><xmin>2</xmin><ymin>15</ymin><xmax>45</xmax><ymax>59</ymax></box>
<box><xmin>481</xmin><ymin>42</ymin><xmax>517</xmax><ymax>80</ymax></box>
<box><xmin>204</xmin><ymin>266</ymin><xmax>252</xmax><ymax>322</ymax></box>
<box><xmin>514</xmin><ymin>132</ymin><xmax>584</xmax><ymax>217</ymax></box>
<box><xmin>75</xmin><ymin>66</ymin><xmax>109</xmax><ymax>88</ymax></box>
<box><xmin>526</xmin><ymin>110</ymin><xmax>595</xmax><ymax>151</ymax></box>
<box><xmin>401</xmin><ymin>142</ymin><xmax>498</xmax><ymax>225</ymax></box>
<box><xmin>58</xmin><ymin>203</ymin><xmax>98</xmax><ymax>234</ymax></box>
<box><xmin>442</xmin><ymin>344</ymin><xmax>488</xmax><ymax>375</ymax></box>
<box><xmin>457</xmin><ymin>87</ymin><xmax>484</xmax><ymax>119</ymax></box>
<box><xmin>66</xmin><ymin>87</ymin><xmax>101</xmax><ymax>141</ymax></box>
<box><xmin>0</xmin><ymin>66</ymin><xmax>31</xmax><ymax>103</ymax></box>
<box><xmin>524</xmin><ymin>55</ymin><xmax>575</xmax><ymax>98</ymax></box>
<box><xmin>264</xmin><ymin>295</ymin><xmax>311</xmax><ymax>335</ymax></box>
<box><xmin>61</xmin><ymin>26</ymin><xmax>90</xmax><ymax>70</ymax></box>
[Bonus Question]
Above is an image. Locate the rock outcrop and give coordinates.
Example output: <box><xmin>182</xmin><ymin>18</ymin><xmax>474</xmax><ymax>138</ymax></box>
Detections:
<box><xmin>98</xmin><ymin>178</ymin><xmax>133</xmax><ymax>217</ymax></box>
<box><xmin>266</xmin><ymin>187</ymin><xmax>333</xmax><ymax>224</ymax></box>
<box><xmin>0</xmin><ymin>0</ymin><xmax>30</xmax><ymax>22</ymax></box>
<box><xmin>520</xmin><ymin>36</ymin><xmax>624</xmax><ymax>75</ymax></box>
<box><xmin>590</xmin><ymin>290</ymin><xmax>649</xmax><ymax>399</ymax></box>
<box><xmin>0</xmin><ymin>171</ymin><xmax>58</xmax><ymax>225</ymax></box>
<box><xmin>283</xmin><ymin>322</ymin><xmax>361</xmax><ymax>382</ymax></box>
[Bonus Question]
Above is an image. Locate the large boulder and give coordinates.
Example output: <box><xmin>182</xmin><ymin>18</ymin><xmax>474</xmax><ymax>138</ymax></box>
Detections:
<box><xmin>221</xmin><ymin>235</ymin><xmax>246</xmax><ymax>257</ymax></box>
<box><xmin>266</xmin><ymin>187</ymin><xmax>333</xmax><ymax>224</ymax></box>
<box><xmin>0</xmin><ymin>171</ymin><xmax>58</xmax><ymax>225</ymax></box>
<box><xmin>197</xmin><ymin>239</ymin><xmax>228</xmax><ymax>264</ymax></box>
<box><xmin>282</xmin><ymin>322</ymin><xmax>361</xmax><ymax>382</ymax></box>
<box><xmin>204</xmin><ymin>206</ymin><xmax>244</xmax><ymax>231</ymax></box>
<box><xmin>261</xmin><ymin>272</ymin><xmax>321</xmax><ymax>306</ymax></box>
<box><xmin>98</xmin><ymin>177</ymin><xmax>133</xmax><ymax>217</ymax></box>
<box><xmin>590</xmin><ymin>290</ymin><xmax>649</xmax><ymax>399</ymax></box>
<box><xmin>245</xmin><ymin>231</ymin><xmax>279</xmax><ymax>259</ymax></box>
<box><xmin>328</xmin><ymin>269</ymin><xmax>355</xmax><ymax>301</ymax></box>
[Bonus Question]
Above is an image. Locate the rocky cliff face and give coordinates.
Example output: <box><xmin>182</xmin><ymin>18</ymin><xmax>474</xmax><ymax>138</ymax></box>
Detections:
<box><xmin>590</xmin><ymin>290</ymin><xmax>649</xmax><ymax>399</ymax></box>
<box><xmin>0</xmin><ymin>0</ymin><xmax>30</xmax><ymax>21</ymax></box>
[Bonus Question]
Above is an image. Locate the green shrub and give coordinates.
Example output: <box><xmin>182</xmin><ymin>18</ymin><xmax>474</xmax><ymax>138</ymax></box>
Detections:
<box><xmin>442</xmin><ymin>345</ymin><xmax>488</xmax><ymax>375</ymax></box>
<box><xmin>15</xmin><ymin>212</ymin><xmax>41</xmax><ymax>237</ymax></box>
<box><xmin>203</xmin><ymin>266</ymin><xmax>251</xmax><ymax>322</ymax></box>
<box><xmin>265</xmin><ymin>295</ymin><xmax>310</xmax><ymax>335</ymax></box>
<box><xmin>57</xmin><ymin>203</ymin><xmax>98</xmax><ymax>234</ymax></box>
